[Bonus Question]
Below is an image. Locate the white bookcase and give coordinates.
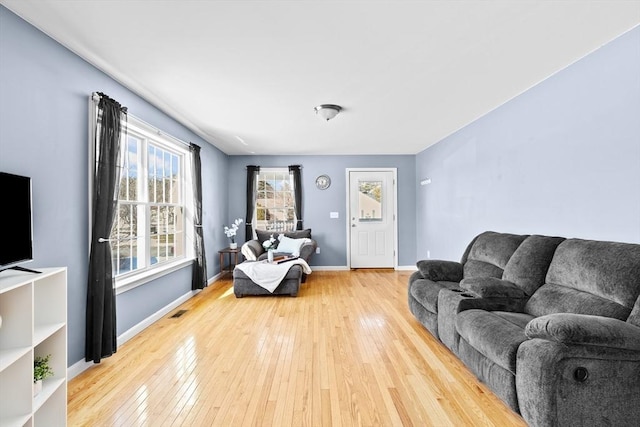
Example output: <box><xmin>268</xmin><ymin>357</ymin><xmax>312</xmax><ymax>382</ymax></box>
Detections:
<box><xmin>0</xmin><ymin>267</ymin><xmax>67</xmax><ymax>427</ymax></box>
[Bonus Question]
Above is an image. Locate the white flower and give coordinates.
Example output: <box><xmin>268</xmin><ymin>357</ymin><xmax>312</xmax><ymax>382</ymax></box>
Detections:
<box><xmin>262</xmin><ymin>234</ymin><xmax>276</xmax><ymax>249</ymax></box>
<box><xmin>224</xmin><ymin>218</ymin><xmax>243</xmax><ymax>239</ymax></box>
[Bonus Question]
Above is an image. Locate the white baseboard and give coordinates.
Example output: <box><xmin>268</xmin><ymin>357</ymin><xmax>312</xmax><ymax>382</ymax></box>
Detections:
<box><xmin>311</xmin><ymin>266</ymin><xmax>350</xmax><ymax>271</ymax></box>
<box><xmin>396</xmin><ymin>265</ymin><xmax>418</xmax><ymax>271</ymax></box>
<box><xmin>67</xmin><ymin>358</ymin><xmax>95</xmax><ymax>380</ymax></box>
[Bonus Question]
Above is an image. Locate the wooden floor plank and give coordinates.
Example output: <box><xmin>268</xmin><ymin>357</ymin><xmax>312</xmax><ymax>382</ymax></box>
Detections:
<box><xmin>68</xmin><ymin>270</ymin><xmax>526</xmax><ymax>426</ymax></box>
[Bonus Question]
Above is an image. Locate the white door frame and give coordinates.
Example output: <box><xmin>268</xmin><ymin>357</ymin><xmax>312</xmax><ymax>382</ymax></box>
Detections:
<box><xmin>345</xmin><ymin>167</ymin><xmax>398</xmax><ymax>269</ymax></box>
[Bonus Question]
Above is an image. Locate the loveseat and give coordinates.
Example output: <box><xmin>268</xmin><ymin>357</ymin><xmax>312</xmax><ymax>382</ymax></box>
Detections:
<box><xmin>409</xmin><ymin>231</ymin><xmax>640</xmax><ymax>427</ymax></box>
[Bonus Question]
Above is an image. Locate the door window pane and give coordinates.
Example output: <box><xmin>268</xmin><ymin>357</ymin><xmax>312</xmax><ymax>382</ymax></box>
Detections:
<box><xmin>358</xmin><ymin>181</ymin><xmax>382</xmax><ymax>221</ymax></box>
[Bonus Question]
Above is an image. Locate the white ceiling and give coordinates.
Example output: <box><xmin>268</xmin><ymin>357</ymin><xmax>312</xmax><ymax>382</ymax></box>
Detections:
<box><xmin>3</xmin><ymin>1</ymin><xmax>639</xmax><ymax>155</ymax></box>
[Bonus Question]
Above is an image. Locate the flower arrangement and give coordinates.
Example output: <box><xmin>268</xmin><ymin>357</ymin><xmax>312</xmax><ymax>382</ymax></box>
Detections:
<box><xmin>262</xmin><ymin>234</ymin><xmax>277</xmax><ymax>250</ymax></box>
<box><xmin>224</xmin><ymin>218</ymin><xmax>243</xmax><ymax>244</ymax></box>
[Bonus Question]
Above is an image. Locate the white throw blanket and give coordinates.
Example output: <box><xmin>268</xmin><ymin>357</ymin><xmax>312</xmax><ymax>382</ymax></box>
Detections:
<box><xmin>235</xmin><ymin>259</ymin><xmax>312</xmax><ymax>293</ymax></box>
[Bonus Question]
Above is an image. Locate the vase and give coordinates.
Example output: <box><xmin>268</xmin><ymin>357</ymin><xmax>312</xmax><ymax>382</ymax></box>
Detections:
<box><xmin>33</xmin><ymin>379</ymin><xmax>42</xmax><ymax>397</ymax></box>
<box><xmin>268</xmin><ymin>249</ymin><xmax>274</xmax><ymax>263</ymax></box>
<box><xmin>229</xmin><ymin>242</ymin><xmax>238</xmax><ymax>250</ymax></box>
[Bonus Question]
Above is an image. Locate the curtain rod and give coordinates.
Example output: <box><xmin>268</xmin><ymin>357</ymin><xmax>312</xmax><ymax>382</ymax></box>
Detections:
<box><xmin>92</xmin><ymin>92</ymin><xmax>192</xmax><ymax>149</ymax></box>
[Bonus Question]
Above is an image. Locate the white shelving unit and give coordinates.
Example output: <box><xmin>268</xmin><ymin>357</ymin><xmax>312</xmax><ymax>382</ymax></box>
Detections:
<box><xmin>0</xmin><ymin>267</ymin><xmax>67</xmax><ymax>427</ymax></box>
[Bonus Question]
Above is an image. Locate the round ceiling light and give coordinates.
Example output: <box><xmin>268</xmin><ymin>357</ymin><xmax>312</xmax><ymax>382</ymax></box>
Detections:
<box><xmin>314</xmin><ymin>104</ymin><xmax>342</xmax><ymax>121</ymax></box>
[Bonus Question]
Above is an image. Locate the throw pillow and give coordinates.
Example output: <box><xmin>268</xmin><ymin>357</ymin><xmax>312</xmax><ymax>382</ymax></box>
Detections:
<box><xmin>284</xmin><ymin>229</ymin><xmax>312</xmax><ymax>239</ymax></box>
<box><xmin>276</xmin><ymin>235</ymin><xmax>311</xmax><ymax>257</ymax></box>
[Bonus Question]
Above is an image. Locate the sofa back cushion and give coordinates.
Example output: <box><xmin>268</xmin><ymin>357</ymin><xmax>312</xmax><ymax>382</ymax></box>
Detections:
<box><xmin>525</xmin><ymin>239</ymin><xmax>640</xmax><ymax>319</ymax></box>
<box><xmin>463</xmin><ymin>231</ymin><xmax>528</xmax><ymax>279</ymax></box>
<box><xmin>502</xmin><ymin>235</ymin><xmax>565</xmax><ymax>296</ymax></box>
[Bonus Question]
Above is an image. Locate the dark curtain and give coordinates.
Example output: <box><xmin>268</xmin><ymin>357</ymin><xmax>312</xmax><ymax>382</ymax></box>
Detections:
<box><xmin>289</xmin><ymin>165</ymin><xmax>303</xmax><ymax>230</ymax></box>
<box><xmin>190</xmin><ymin>143</ymin><xmax>208</xmax><ymax>290</ymax></box>
<box><xmin>86</xmin><ymin>92</ymin><xmax>126</xmax><ymax>363</ymax></box>
<box><xmin>245</xmin><ymin>165</ymin><xmax>260</xmax><ymax>240</ymax></box>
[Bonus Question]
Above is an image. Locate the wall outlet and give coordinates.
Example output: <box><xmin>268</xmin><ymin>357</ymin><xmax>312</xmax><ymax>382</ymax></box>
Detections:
<box><xmin>316</xmin><ymin>247</ymin><xmax>320</xmax><ymax>254</ymax></box>
<box><xmin>330</xmin><ymin>212</ymin><xmax>339</xmax><ymax>219</ymax></box>
<box><xmin>427</xmin><ymin>250</ymin><xmax>431</xmax><ymax>259</ymax></box>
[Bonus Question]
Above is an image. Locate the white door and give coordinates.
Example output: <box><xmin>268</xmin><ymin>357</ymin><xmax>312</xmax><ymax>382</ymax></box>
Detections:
<box><xmin>348</xmin><ymin>169</ymin><xmax>396</xmax><ymax>268</ymax></box>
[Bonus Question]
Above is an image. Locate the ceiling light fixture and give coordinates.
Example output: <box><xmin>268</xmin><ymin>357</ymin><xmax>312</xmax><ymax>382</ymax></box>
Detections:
<box><xmin>314</xmin><ymin>104</ymin><xmax>342</xmax><ymax>121</ymax></box>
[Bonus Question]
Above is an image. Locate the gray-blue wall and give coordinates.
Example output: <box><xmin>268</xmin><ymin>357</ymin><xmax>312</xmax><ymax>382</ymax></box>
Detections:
<box><xmin>416</xmin><ymin>25</ymin><xmax>640</xmax><ymax>261</ymax></box>
<box><xmin>0</xmin><ymin>6</ymin><xmax>229</xmax><ymax>366</ymax></box>
<box><xmin>227</xmin><ymin>155</ymin><xmax>416</xmax><ymax>267</ymax></box>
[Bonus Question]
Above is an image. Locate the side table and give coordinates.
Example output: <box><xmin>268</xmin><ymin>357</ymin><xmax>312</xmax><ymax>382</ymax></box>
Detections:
<box><xmin>219</xmin><ymin>247</ymin><xmax>242</xmax><ymax>276</ymax></box>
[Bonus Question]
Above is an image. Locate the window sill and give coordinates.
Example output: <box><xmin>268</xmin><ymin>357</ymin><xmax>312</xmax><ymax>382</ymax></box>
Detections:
<box><xmin>115</xmin><ymin>258</ymin><xmax>194</xmax><ymax>295</ymax></box>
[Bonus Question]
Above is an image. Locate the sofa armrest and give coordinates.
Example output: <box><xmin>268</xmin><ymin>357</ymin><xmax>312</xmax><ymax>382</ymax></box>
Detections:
<box><xmin>298</xmin><ymin>239</ymin><xmax>317</xmax><ymax>262</ymax></box>
<box><xmin>241</xmin><ymin>240</ymin><xmax>264</xmax><ymax>261</ymax></box>
<box><xmin>416</xmin><ymin>260</ymin><xmax>463</xmax><ymax>282</ymax></box>
<box><xmin>516</xmin><ymin>338</ymin><xmax>640</xmax><ymax>427</ymax></box>
<box><xmin>460</xmin><ymin>277</ymin><xmax>527</xmax><ymax>299</ymax></box>
<box><xmin>526</xmin><ymin>313</ymin><xmax>640</xmax><ymax>351</ymax></box>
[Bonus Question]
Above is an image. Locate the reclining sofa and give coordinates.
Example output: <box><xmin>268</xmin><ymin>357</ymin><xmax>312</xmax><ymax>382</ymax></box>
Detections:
<box><xmin>408</xmin><ymin>231</ymin><xmax>640</xmax><ymax>427</ymax></box>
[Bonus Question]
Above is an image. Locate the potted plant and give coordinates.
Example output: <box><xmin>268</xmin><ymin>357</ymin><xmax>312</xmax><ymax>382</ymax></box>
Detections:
<box><xmin>224</xmin><ymin>218</ymin><xmax>243</xmax><ymax>249</ymax></box>
<box><xmin>34</xmin><ymin>354</ymin><xmax>54</xmax><ymax>396</ymax></box>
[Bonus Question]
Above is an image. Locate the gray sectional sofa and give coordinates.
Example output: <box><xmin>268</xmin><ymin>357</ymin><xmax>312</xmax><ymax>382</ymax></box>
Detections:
<box><xmin>408</xmin><ymin>231</ymin><xmax>640</xmax><ymax>427</ymax></box>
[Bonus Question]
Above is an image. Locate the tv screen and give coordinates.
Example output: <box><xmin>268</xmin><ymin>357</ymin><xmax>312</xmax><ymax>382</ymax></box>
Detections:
<box><xmin>0</xmin><ymin>172</ymin><xmax>34</xmax><ymax>271</ymax></box>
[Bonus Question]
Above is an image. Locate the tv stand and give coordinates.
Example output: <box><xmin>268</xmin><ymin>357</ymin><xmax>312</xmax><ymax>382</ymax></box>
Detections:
<box><xmin>0</xmin><ymin>265</ymin><xmax>41</xmax><ymax>274</ymax></box>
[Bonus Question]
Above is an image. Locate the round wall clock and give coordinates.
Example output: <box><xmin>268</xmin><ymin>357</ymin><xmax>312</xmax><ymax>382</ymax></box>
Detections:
<box><xmin>315</xmin><ymin>174</ymin><xmax>331</xmax><ymax>190</ymax></box>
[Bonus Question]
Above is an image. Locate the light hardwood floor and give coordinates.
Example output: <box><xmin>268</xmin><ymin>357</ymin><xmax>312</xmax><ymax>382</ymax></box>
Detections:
<box><xmin>68</xmin><ymin>270</ymin><xmax>526</xmax><ymax>426</ymax></box>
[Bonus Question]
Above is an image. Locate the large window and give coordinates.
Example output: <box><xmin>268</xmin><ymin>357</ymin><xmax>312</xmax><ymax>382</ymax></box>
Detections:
<box><xmin>108</xmin><ymin>118</ymin><xmax>191</xmax><ymax>285</ymax></box>
<box><xmin>255</xmin><ymin>168</ymin><xmax>296</xmax><ymax>232</ymax></box>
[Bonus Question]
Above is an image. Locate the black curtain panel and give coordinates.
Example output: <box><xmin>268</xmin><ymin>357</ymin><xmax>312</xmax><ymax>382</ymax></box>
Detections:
<box><xmin>245</xmin><ymin>165</ymin><xmax>260</xmax><ymax>240</ymax></box>
<box><xmin>86</xmin><ymin>92</ymin><xmax>126</xmax><ymax>363</ymax></box>
<box><xmin>289</xmin><ymin>165</ymin><xmax>303</xmax><ymax>230</ymax></box>
<box><xmin>190</xmin><ymin>143</ymin><xmax>208</xmax><ymax>290</ymax></box>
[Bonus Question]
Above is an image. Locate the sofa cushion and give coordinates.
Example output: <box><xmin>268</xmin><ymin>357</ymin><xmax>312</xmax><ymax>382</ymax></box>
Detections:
<box><xmin>456</xmin><ymin>309</ymin><xmax>534</xmax><ymax>374</ymax></box>
<box><xmin>463</xmin><ymin>231</ymin><xmax>528</xmax><ymax>279</ymax></box>
<box><xmin>503</xmin><ymin>235</ymin><xmax>565</xmax><ymax>296</ymax></box>
<box><xmin>545</xmin><ymin>239</ymin><xmax>640</xmax><ymax>311</ymax></box>
<box><xmin>463</xmin><ymin>260</ymin><xmax>505</xmax><ymax>279</ymax></box>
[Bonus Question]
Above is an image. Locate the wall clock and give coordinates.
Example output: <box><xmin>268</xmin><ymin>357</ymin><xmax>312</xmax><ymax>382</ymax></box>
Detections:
<box><xmin>315</xmin><ymin>174</ymin><xmax>331</xmax><ymax>190</ymax></box>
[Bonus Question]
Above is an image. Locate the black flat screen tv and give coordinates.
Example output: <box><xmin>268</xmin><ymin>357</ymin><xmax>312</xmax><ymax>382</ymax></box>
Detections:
<box><xmin>0</xmin><ymin>172</ymin><xmax>36</xmax><ymax>273</ymax></box>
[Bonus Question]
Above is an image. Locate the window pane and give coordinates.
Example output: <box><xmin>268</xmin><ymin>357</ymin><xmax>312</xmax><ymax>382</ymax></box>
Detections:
<box><xmin>358</xmin><ymin>181</ymin><xmax>383</xmax><ymax>221</ymax></box>
<box><xmin>111</xmin><ymin>203</ymin><xmax>140</xmax><ymax>275</ymax></box>
<box><xmin>118</xmin><ymin>136</ymin><xmax>139</xmax><ymax>201</ymax></box>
